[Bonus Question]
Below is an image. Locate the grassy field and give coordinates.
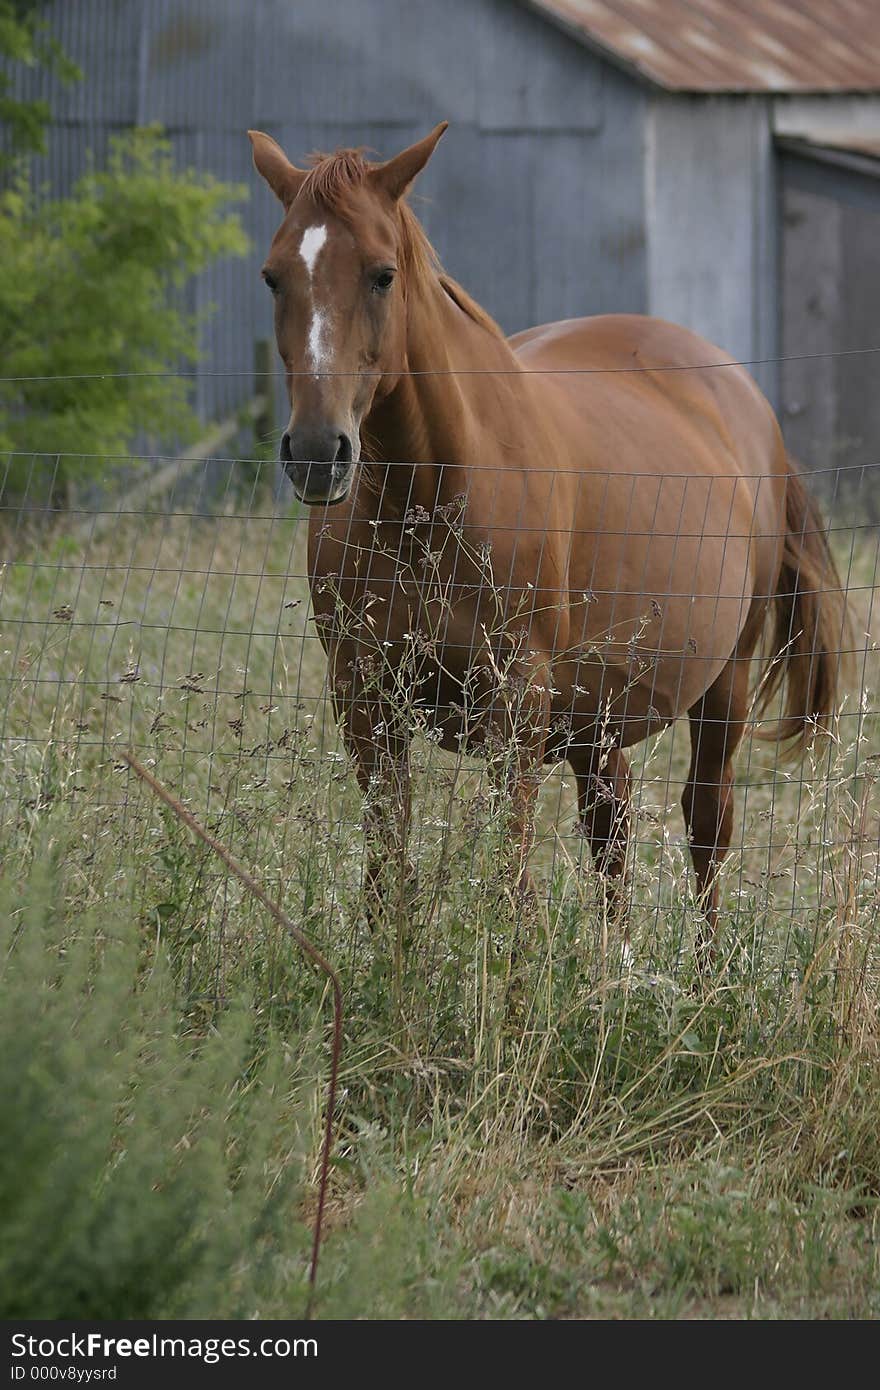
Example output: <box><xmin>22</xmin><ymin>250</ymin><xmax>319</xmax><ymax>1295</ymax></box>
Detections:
<box><xmin>1</xmin><ymin>490</ymin><xmax>879</xmax><ymax>1319</ymax></box>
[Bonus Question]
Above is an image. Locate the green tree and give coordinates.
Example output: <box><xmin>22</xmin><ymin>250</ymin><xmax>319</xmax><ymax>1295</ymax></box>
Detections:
<box><xmin>0</xmin><ymin>0</ymin><xmax>80</xmax><ymax>170</ymax></box>
<box><xmin>0</xmin><ymin>126</ymin><xmax>248</xmax><ymax>502</ymax></box>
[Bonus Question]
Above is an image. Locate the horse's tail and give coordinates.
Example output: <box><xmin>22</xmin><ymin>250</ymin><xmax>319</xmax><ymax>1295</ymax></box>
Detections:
<box><xmin>754</xmin><ymin>460</ymin><xmax>851</xmax><ymax>753</ymax></box>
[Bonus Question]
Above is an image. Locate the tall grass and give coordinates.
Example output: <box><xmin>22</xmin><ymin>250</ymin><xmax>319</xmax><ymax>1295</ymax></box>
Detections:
<box><xmin>1</xmin><ymin>491</ymin><xmax>879</xmax><ymax>1317</ymax></box>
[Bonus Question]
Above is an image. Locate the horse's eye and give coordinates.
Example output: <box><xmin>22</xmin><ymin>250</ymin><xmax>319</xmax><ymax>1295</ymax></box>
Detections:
<box><xmin>262</xmin><ymin>270</ymin><xmax>279</xmax><ymax>295</ymax></box>
<box><xmin>372</xmin><ymin>269</ymin><xmax>395</xmax><ymax>295</ymax></box>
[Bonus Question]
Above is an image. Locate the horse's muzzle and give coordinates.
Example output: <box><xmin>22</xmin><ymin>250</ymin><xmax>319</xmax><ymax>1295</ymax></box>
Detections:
<box><xmin>281</xmin><ymin>428</ymin><xmax>356</xmax><ymax>505</ymax></box>
<box><xmin>284</xmin><ymin>460</ymin><xmax>355</xmax><ymax>505</ymax></box>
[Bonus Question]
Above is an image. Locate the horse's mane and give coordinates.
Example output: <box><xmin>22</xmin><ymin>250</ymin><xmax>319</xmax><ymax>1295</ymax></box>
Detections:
<box><xmin>301</xmin><ymin>148</ymin><xmax>505</xmax><ymax>342</ymax></box>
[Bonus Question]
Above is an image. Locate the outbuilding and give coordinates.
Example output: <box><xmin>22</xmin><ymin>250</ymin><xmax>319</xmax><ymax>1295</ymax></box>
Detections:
<box><xmin>22</xmin><ymin>0</ymin><xmax>880</xmax><ymax>478</ymax></box>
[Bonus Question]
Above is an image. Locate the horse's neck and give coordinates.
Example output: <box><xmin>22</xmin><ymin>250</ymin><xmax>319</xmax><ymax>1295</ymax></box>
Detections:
<box><xmin>362</xmin><ymin>276</ymin><xmax>521</xmax><ymax>515</ymax></box>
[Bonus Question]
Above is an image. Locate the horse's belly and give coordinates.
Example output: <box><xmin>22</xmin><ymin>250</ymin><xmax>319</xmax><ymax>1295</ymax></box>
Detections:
<box><xmin>547</xmin><ymin>642</ymin><xmax>732</xmax><ymax>754</ymax></box>
<box><xmin>561</xmin><ymin>473</ymin><xmax>760</xmax><ymax>722</ymax></box>
<box><xmin>548</xmin><ymin>656</ymin><xmax>673</xmax><ymax>751</ymax></box>
<box><xmin>552</xmin><ymin>523</ymin><xmax>761</xmax><ymax>742</ymax></box>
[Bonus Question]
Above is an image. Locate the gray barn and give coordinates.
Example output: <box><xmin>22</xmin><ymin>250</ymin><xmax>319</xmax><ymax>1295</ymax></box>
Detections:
<box><xmin>18</xmin><ymin>0</ymin><xmax>880</xmax><ymax>480</ymax></box>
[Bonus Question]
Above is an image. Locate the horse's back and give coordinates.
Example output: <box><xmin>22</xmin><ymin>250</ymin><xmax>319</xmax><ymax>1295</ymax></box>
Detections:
<box><xmin>514</xmin><ymin>311</ymin><xmax>772</xmax><ymax>420</ymax></box>
<box><xmin>515</xmin><ymin>309</ymin><xmax>767</xmax><ymax>405</ymax></box>
<box><xmin>509</xmin><ymin>311</ymin><xmax>786</xmax><ymax>546</ymax></box>
<box><xmin>507</xmin><ymin>314</ymin><xmax>789</xmax><ymax>725</ymax></box>
<box><xmin>511</xmin><ymin>312</ymin><xmax>741</xmax><ymax>379</ymax></box>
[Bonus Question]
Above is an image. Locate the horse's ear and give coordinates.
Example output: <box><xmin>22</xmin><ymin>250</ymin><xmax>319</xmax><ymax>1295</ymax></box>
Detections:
<box><xmin>248</xmin><ymin>130</ymin><xmax>307</xmax><ymax>207</ymax></box>
<box><xmin>369</xmin><ymin>122</ymin><xmax>448</xmax><ymax>202</ymax></box>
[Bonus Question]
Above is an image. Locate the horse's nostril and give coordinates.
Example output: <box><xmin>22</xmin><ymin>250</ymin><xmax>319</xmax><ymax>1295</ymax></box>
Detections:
<box><xmin>281</xmin><ymin>430</ymin><xmax>351</xmax><ymax>467</ymax></box>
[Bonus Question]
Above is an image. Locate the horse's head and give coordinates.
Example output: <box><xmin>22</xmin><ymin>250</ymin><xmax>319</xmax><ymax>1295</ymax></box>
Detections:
<box><xmin>248</xmin><ymin>122</ymin><xmax>447</xmax><ymax>505</ymax></box>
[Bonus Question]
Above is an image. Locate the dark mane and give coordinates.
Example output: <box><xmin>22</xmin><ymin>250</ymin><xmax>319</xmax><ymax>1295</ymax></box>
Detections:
<box><xmin>301</xmin><ymin>147</ymin><xmax>504</xmax><ymax>342</ymax></box>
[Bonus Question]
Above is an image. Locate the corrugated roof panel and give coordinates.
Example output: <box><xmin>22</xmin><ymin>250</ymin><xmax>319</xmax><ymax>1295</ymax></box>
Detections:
<box><xmin>524</xmin><ymin>0</ymin><xmax>880</xmax><ymax>92</ymax></box>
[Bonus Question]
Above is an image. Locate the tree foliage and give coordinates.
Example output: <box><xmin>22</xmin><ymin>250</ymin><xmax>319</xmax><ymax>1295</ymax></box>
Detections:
<box><xmin>0</xmin><ymin>127</ymin><xmax>248</xmax><ymax>499</ymax></box>
<box><xmin>0</xmin><ymin>0</ymin><xmax>81</xmax><ymax>170</ymax></box>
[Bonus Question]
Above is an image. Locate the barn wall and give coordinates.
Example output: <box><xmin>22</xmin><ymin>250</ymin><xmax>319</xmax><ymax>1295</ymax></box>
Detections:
<box><xmin>17</xmin><ymin>0</ymin><xmax>649</xmax><ymax>426</ymax></box>
<box><xmin>779</xmin><ymin>151</ymin><xmax>880</xmax><ymax>501</ymax></box>
<box><xmin>777</xmin><ymin>179</ymin><xmax>842</xmax><ymax>478</ymax></box>
<box><xmin>645</xmin><ymin>94</ymin><xmax>778</xmax><ymax>403</ymax></box>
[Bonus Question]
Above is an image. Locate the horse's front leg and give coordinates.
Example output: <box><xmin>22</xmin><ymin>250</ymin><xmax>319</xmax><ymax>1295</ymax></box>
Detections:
<box><xmin>341</xmin><ymin>683</ymin><xmax>414</xmax><ymax>930</ymax></box>
<box><xmin>483</xmin><ymin>655</ymin><xmax>552</xmax><ymax>909</ymax></box>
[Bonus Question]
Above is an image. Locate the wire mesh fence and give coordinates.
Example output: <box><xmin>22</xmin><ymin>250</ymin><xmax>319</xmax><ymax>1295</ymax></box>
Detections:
<box><xmin>2</xmin><ymin>433</ymin><xmax>878</xmax><ymax>1094</ymax></box>
<box><xmin>6</xmin><ymin>0</ymin><xmax>880</xmax><ymax>1324</ymax></box>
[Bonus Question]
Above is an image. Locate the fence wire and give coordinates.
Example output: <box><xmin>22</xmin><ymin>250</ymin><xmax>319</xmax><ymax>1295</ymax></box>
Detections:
<box><xmin>2</xmin><ymin>429</ymin><xmax>878</xmax><ymax>1073</ymax></box>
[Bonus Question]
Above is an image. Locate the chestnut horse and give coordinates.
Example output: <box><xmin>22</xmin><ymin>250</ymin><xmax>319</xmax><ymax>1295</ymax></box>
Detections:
<box><xmin>249</xmin><ymin>122</ymin><xmax>846</xmax><ymax>943</ymax></box>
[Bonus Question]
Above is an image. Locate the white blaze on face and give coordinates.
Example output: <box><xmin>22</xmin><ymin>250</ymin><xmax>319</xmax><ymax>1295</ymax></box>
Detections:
<box><xmin>298</xmin><ymin>224</ymin><xmax>330</xmax><ymax>374</ymax></box>
<box><xmin>308</xmin><ymin>309</ymin><xmax>328</xmax><ymax>371</ymax></box>
<box><xmin>299</xmin><ymin>223</ymin><xmax>327</xmax><ymax>277</ymax></box>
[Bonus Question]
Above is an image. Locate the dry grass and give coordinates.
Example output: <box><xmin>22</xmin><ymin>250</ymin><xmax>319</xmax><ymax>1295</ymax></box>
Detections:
<box><xmin>2</xmin><ymin>494</ymin><xmax>880</xmax><ymax>1317</ymax></box>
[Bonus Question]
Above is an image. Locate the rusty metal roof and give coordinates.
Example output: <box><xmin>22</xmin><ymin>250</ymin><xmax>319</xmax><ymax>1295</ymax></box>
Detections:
<box><xmin>522</xmin><ymin>0</ymin><xmax>880</xmax><ymax>92</ymax></box>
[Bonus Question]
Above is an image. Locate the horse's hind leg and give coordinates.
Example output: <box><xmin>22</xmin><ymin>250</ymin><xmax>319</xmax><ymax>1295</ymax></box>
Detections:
<box><xmin>570</xmin><ymin>745</ymin><xmax>632</xmax><ymax>927</ymax></box>
<box><xmin>682</xmin><ymin>657</ymin><xmax>750</xmax><ymax>955</ymax></box>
